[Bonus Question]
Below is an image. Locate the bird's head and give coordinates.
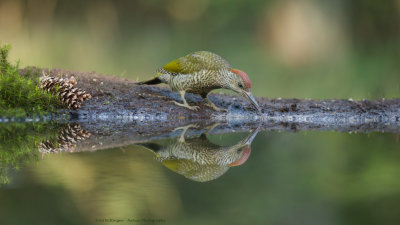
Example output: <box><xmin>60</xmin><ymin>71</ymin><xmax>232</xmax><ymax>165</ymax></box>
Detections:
<box><xmin>225</xmin><ymin>68</ymin><xmax>261</xmax><ymax>113</ymax></box>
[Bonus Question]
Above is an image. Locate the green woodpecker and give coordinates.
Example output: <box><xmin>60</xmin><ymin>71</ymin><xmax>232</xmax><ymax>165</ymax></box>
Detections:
<box><xmin>138</xmin><ymin>124</ymin><xmax>260</xmax><ymax>182</ymax></box>
<box><xmin>137</xmin><ymin>51</ymin><xmax>261</xmax><ymax>113</ymax></box>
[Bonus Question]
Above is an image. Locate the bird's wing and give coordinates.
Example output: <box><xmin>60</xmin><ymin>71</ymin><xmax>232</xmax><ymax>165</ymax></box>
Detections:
<box><xmin>160</xmin><ymin>51</ymin><xmax>231</xmax><ymax>75</ymax></box>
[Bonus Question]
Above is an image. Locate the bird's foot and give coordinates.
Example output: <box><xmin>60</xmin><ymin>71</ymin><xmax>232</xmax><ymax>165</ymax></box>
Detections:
<box><xmin>173</xmin><ymin>124</ymin><xmax>200</xmax><ymax>132</ymax></box>
<box><xmin>204</xmin><ymin>122</ymin><xmax>227</xmax><ymax>134</ymax></box>
<box><xmin>173</xmin><ymin>124</ymin><xmax>200</xmax><ymax>142</ymax></box>
<box><xmin>205</xmin><ymin>102</ymin><xmax>227</xmax><ymax>112</ymax></box>
<box><xmin>172</xmin><ymin>101</ymin><xmax>200</xmax><ymax>111</ymax></box>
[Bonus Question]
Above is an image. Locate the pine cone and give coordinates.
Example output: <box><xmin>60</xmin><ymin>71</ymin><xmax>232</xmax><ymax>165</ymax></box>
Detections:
<box><xmin>39</xmin><ymin>73</ymin><xmax>92</xmax><ymax>109</ymax></box>
<box><xmin>38</xmin><ymin>124</ymin><xmax>91</xmax><ymax>153</ymax></box>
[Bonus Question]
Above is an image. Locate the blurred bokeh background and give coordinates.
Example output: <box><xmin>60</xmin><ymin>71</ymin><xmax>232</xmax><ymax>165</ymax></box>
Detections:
<box><xmin>0</xmin><ymin>0</ymin><xmax>399</xmax><ymax>99</ymax></box>
<box><xmin>1</xmin><ymin>1</ymin><xmax>400</xmax><ymax>224</ymax></box>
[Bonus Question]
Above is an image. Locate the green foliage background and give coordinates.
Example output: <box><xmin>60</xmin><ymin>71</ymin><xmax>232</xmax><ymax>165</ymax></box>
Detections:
<box><xmin>0</xmin><ymin>0</ymin><xmax>399</xmax><ymax>99</ymax></box>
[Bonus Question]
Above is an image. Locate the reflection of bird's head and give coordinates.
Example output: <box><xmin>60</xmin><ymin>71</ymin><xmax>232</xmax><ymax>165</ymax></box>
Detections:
<box><xmin>227</xmin><ymin>126</ymin><xmax>259</xmax><ymax>166</ymax></box>
<box><xmin>228</xmin><ymin>146</ymin><xmax>251</xmax><ymax>167</ymax></box>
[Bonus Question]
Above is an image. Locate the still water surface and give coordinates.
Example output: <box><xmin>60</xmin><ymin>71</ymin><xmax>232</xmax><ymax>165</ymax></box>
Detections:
<box><xmin>0</xmin><ymin>123</ymin><xmax>399</xmax><ymax>225</ymax></box>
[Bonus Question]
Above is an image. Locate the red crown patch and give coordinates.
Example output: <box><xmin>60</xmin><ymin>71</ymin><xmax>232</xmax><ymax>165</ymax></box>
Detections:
<box><xmin>230</xmin><ymin>68</ymin><xmax>252</xmax><ymax>88</ymax></box>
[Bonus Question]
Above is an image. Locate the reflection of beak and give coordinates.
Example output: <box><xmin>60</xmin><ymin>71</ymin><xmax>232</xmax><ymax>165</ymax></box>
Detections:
<box><xmin>229</xmin><ymin>147</ymin><xmax>251</xmax><ymax>167</ymax></box>
<box><xmin>241</xmin><ymin>125</ymin><xmax>260</xmax><ymax>145</ymax></box>
<box><xmin>241</xmin><ymin>91</ymin><xmax>262</xmax><ymax>114</ymax></box>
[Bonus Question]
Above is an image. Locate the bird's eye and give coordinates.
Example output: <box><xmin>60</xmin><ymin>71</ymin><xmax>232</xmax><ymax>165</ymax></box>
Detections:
<box><xmin>238</xmin><ymin>82</ymin><xmax>243</xmax><ymax>88</ymax></box>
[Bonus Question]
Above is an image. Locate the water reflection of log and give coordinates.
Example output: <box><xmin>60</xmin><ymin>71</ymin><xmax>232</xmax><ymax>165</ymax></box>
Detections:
<box><xmin>38</xmin><ymin>124</ymin><xmax>91</xmax><ymax>153</ymax></box>
<box><xmin>70</xmin><ymin>118</ymin><xmax>399</xmax><ymax>153</ymax></box>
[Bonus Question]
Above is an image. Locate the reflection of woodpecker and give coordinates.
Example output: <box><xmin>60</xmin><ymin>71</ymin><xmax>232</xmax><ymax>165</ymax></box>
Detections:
<box><xmin>138</xmin><ymin>124</ymin><xmax>260</xmax><ymax>182</ymax></box>
<box><xmin>137</xmin><ymin>51</ymin><xmax>261</xmax><ymax>113</ymax></box>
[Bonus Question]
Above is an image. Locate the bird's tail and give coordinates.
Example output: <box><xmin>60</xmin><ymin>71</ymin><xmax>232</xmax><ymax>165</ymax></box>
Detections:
<box><xmin>136</xmin><ymin>73</ymin><xmax>163</xmax><ymax>85</ymax></box>
<box><xmin>136</xmin><ymin>77</ymin><xmax>162</xmax><ymax>85</ymax></box>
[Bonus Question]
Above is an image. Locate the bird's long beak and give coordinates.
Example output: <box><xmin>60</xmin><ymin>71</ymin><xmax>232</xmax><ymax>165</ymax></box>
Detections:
<box><xmin>241</xmin><ymin>91</ymin><xmax>262</xmax><ymax>114</ymax></box>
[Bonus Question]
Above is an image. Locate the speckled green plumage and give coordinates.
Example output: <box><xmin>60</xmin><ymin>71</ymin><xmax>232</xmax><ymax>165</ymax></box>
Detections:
<box><xmin>160</xmin><ymin>51</ymin><xmax>231</xmax><ymax>74</ymax></box>
<box><xmin>154</xmin><ymin>51</ymin><xmax>232</xmax><ymax>95</ymax></box>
